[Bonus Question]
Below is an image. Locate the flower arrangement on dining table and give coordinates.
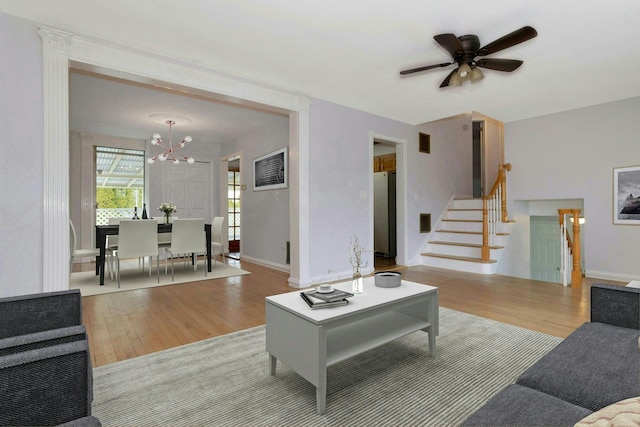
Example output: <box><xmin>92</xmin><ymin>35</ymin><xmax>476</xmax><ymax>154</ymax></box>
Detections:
<box><xmin>158</xmin><ymin>202</ymin><xmax>177</xmax><ymax>223</ymax></box>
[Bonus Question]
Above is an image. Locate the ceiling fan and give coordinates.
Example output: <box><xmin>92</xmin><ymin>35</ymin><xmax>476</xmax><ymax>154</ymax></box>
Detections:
<box><xmin>400</xmin><ymin>26</ymin><xmax>538</xmax><ymax>87</ymax></box>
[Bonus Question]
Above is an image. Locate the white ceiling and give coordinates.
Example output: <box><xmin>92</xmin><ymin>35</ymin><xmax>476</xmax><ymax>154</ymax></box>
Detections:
<box><xmin>2</xmin><ymin>0</ymin><xmax>640</xmax><ymax>130</ymax></box>
<box><xmin>69</xmin><ymin>71</ymin><xmax>287</xmax><ymax>144</ymax></box>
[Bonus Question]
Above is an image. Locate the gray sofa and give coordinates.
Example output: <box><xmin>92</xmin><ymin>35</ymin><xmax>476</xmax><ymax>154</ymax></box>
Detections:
<box><xmin>462</xmin><ymin>283</ymin><xmax>640</xmax><ymax>426</ymax></box>
<box><xmin>0</xmin><ymin>289</ymin><xmax>101</xmax><ymax>427</ymax></box>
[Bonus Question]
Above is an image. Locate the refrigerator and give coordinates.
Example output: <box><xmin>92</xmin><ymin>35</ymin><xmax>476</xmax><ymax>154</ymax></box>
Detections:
<box><xmin>373</xmin><ymin>171</ymin><xmax>397</xmax><ymax>258</ymax></box>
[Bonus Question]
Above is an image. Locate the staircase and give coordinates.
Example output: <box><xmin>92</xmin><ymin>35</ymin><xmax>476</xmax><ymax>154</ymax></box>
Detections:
<box><xmin>421</xmin><ymin>197</ymin><xmax>513</xmax><ymax>274</ymax></box>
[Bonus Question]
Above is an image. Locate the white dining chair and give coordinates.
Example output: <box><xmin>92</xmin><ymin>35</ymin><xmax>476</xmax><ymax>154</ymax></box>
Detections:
<box><xmin>164</xmin><ymin>218</ymin><xmax>207</xmax><ymax>281</ymax></box>
<box><xmin>69</xmin><ymin>219</ymin><xmax>101</xmax><ymax>274</ymax></box>
<box><xmin>211</xmin><ymin>216</ymin><xmax>227</xmax><ymax>265</ymax></box>
<box><xmin>107</xmin><ymin>220</ymin><xmax>160</xmax><ymax>288</ymax></box>
<box><xmin>106</xmin><ymin>217</ymin><xmax>122</xmax><ymax>280</ymax></box>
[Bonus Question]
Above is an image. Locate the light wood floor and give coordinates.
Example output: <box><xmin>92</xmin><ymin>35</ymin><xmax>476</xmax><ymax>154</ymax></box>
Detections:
<box><xmin>74</xmin><ymin>257</ymin><xmax>625</xmax><ymax>367</ymax></box>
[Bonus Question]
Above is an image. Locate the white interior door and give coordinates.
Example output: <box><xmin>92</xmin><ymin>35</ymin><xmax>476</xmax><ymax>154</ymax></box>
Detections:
<box><xmin>164</xmin><ymin>161</ymin><xmax>211</xmax><ymax>220</ymax></box>
<box><xmin>373</xmin><ymin>171</ymin><xmax>389</xmax><ymax>254</ymax></box>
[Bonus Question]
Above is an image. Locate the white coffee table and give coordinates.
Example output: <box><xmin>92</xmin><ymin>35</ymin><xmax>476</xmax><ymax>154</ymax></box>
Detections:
<box><xmin>265</xmin><ymin>277</ymin><xmax>439</xmax><ymax>414</ymax></box>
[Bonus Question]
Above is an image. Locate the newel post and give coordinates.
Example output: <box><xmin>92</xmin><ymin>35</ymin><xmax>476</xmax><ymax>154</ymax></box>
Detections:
<box><xmin>481</xmin><ymin>197</ymin><xmax>490</xmax><ymax>262</ymax></box>
<box><xmin>558</xmin><ymin>208</ymin><xmax>583</xmax><ymax>289</ymax></box>
<box><xmin>500</xmin><ymin>163</ymin><xmax>511</xmax><ymax>222</ymax></box>
<box><xmin>571</xmin><ymin>210</ymin><xmax>582</xmax><ymax>289</ymax></box>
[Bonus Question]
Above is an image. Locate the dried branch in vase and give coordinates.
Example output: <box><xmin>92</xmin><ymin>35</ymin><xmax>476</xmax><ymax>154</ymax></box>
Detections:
<box><xmin>348</xmin><ymin>234</ymin><xmax>369</xmax><ymax>271</ymax></box>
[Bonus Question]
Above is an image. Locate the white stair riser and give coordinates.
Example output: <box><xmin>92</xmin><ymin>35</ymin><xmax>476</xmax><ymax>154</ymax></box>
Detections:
<box><xmin>432</xmin><ymin>231</ymin><xmax>511</xmax><ymax>247</ymax></box>
<box><xmin>427</xmin><ymin>244</ymin><xmax>504</xmax><ymax>258</ymax></box>
<box><xmin>433</xmin><ymin>231</ymin><xmax>483</xmax><ymax>245</ymax></box>
<box><xmin>447</xmin><ymin>210</ymin><xmax>483</xmax><ymax>221</ymax></box>
<box><xmin>440</xmin><ymin>221</ymin><xmax>483</xmax><ymax>232</ymax></box>
<box><xmin>439</xmin><ymin>222</ymin><xmax>512</xmax><ymax>235</ymax></box>
<box><xmin>421</xmin><ymin>255</ymin><xmax>497</xmax><ymax>274</ymax></box>
<box><xmin>451</xmin><ymin>199</ymin><xmax>483</xmax><ymax>210</ymax></box>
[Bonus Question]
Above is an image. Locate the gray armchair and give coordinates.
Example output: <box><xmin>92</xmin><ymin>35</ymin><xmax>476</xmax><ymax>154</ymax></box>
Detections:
<box><xmin>0</xmin><ymin>290</ymin><xmax>100</xmax><ymax>427</ymax></box>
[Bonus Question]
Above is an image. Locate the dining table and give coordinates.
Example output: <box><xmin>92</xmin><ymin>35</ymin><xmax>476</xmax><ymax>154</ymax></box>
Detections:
<box><xmin>95</xmin><ymin>222</ymin><xmax>212</xmax><ymax>286</ymax></box>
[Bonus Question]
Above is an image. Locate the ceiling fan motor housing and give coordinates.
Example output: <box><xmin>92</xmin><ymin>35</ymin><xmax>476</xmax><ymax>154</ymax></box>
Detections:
<box><xmin>457</xmin><ymin>34</ymin><xmax>481</xmax><ymax>66</ymax></box>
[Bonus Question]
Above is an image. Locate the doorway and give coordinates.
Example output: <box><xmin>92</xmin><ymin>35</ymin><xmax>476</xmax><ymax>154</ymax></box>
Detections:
<box><xmin>530</xmin><ymin>216</ymin><xmax>561</xmax><ymax>283</ymax></box>
<box><xmin>472</xmin><ymin>121</ymin><xmax>484</xmax><ymax>198</ymax></box>
<box><xmin>227</xmin><ymin>157</ymin><xmax>241</xmax><ymax>258</ymax></box>
<box><xmin>373</xmin><ymin>139</ymin><xmax>397</xmax><ymax>269</ymax></box>
<box><xmin>163</xmin><ymin>160</ymin><xmax>211</xmax><ymax>220</ymax></box>
<box><xmin>45</xmin><ymin>28</ymin><xmax>310</xmax><ymax>290</ymax></box>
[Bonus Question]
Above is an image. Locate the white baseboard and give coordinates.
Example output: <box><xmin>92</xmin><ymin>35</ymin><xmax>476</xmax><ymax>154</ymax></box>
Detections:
<box><xmin>586</xmin><ymin>270</ymin><xmax>640</xmax><ymax>283</ymax></box>
<box><xmin>239</xmin><ymin>255</ymin><xmax>290</xmax><ymax>273</ymax></box>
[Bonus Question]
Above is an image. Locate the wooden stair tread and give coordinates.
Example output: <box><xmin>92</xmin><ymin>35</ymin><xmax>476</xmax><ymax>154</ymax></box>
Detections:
<box><xmin>448</xmin><ymin>208</ymin><xmax>482</xmax><ymax>212</ymax></box>
<box><xmin>429</xmin><ymin>241</ymin><xmax>504</xmax><ymax>249</ymax></box>
<box><xmin>421</xmin><ymin>253</ymin><xmax>497</xmax><ymax>264</ymax></box>
<box><xmin>441</xmin><ymin>219</ymin><xmax>482</xmax><ymax>223</ymax></box>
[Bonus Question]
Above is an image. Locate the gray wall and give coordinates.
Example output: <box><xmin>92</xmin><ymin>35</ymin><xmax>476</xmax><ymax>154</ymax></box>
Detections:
<box><xmin>307</xmin><ymin>99</ymin><xmax>423</xmax><ymax>282</ymax></box>
<box><xmin>505</xmin><ymin>96</ymin><xmax>640</xmax><ymax>281</ymax></box>
<box><xmin>222</xmin><ymin>117</ymin><xmax>290</xmax><ymax>269</ymax></box>
<box><xmin>0</xmin><ymin>14</ymin><xmax>44</xmax><ymax>297</ymax></box>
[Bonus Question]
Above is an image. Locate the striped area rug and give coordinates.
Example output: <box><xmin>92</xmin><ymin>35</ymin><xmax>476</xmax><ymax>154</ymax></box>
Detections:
<box><xmin>92</xmin><ymin>307</ymin><xmax>563</xmax><ymax>426</ymax></box>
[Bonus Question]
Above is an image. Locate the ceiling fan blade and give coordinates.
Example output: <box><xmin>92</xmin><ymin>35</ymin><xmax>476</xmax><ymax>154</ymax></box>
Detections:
<box><xmin>478</xmin><ymin>26</ymin><xmax>538</xmax><ymax>56</ymax></box>
<box><xmin>439</xmin><ymin>68</ymin><xmax>458</xmax><ymax>88</ymax></box>
<box><xmin>476</xmin><ymin>58</ymin><xmax>524</xmax><ymax>72</ymax></box>
<box><xmin>400</xmin><ymin>62</ymin><xmax>452</xmax><ymax>76</ymax></box>
<box><xmin>433</xmin><ymin>33</ymin><xmax>464</xmax><ymax>57</ymax></box>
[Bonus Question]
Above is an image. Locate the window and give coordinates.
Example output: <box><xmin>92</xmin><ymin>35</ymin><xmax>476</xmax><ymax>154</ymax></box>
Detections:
<box><xmin>227</xmin><ymin>166</ymin><xmax>241</xmax><ymax>252</ymax></box>
<box><xmin>95</xmin><ymin>147</ymin><xmax>145</xmax><ymax>225</ymax></box>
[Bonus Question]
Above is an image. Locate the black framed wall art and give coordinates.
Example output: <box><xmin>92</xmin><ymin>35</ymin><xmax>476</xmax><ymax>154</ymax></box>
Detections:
<box><xmin>253</xmin><ymin>147</ymin><xmax>288</xmax><ymax>191</ymax></box>
<box><xmin>613</xmin><ymin>165</ymin><xmax>640</xmax><ymax>224</ymax></box>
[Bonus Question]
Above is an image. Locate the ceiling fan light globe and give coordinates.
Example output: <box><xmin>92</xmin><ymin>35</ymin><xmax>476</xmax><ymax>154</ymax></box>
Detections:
<box><xmin>159</xmin><ymin>154</ymin><xmax>167</xmax><ymax>161</ymax></box>
<box><xmin>458</xmin><ymin>63</ymin><xmax>472</xmax><ymax>80</ymax></box>
<box><xmin>449</xmin><ymin>70</ymin><xmax>463</xmax><ymax>86</ymax></box>
<box><xmin>470</xmin><ymin>67</ymin><xmax>485</xmax><ymax>82</ymax></box>
<box><xmin>173</xmin><ymin>158</ymin><xmax>180</xmax><ymax>165</ymax></box>
<box><xmin>187</xmin><ymin>157</ymin><xmax>195</xmax><ymax>164</ymax></box>
<box><xmin>147</xmin><ymin>158</ymin><xmax>155</xmax><ymax>164</ymax></box>
<box><xmin>184</xmin><ymin>136</ymin><xmax>192</xmax><ymax>143</ymax></box>
<box><xmin>152</xmin><ymin>133</ymin><xmax>161</xmax><ymax>140</ymax></box>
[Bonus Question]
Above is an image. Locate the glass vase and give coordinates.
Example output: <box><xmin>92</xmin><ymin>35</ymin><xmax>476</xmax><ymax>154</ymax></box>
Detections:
<box><xmin>164</xmin><ymin>212</ymin><xmax>171</xmax><ymax>224</ymax></box>
<box><xmin>352</xmin><ymin>267</ymin><xmax>364</xmax><ymax>294</ymax></box>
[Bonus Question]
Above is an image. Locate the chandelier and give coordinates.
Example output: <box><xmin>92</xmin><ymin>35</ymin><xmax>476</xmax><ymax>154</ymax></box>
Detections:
<box><xmin>147</xmin><ymin>119</ymin><xmax>195</xmax><ymax>164</ymax></box>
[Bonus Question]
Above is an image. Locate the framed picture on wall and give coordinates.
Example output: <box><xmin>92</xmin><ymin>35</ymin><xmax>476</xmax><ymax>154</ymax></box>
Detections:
<box><xmin>613</xmin><ymin>165</ymin><xmax>640</xmax><ymax>224</ymax></box>
<box><xmin>253</xmin><ymin>147</ymin><xmax>288</xmax><ymax>191</ymax></box>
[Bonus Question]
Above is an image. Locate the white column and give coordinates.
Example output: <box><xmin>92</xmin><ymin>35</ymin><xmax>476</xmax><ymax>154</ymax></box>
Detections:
<box><xmin>39</xmin><ymin>27</ymin><xmax>71</xmax><ymax>292</ymax></box>
<box><xmin>288</xmin><ymin>103</ymin><xmax>311</xmax><ymax>287</ymax></box>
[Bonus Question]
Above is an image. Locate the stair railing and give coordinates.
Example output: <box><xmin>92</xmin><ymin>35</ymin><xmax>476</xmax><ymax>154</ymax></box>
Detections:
<box><xmin>482</xmin><ymin>163</ymin><xmax>511</xmax><ymax>262</ymax></box>
<box><xmin>558</xmin><ymin>209</ymin><xmax>583</xmax><ymax>288</ymax></box>
<box><xmin>559</xmin><ymin>213</ymin><xmax>574</xmax><ymax>287</ymax></box>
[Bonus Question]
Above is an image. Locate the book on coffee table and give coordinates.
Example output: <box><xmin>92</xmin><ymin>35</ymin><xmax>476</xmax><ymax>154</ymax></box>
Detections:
<box><xmin>302</xmin><ymin>289</ymin><xmax>354</xmax><ymax>303</ymax></box>
<box><xmin>300</xmin><ymin>292</ymin><xmax>349</xmax><ymax>309</ymax></box>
